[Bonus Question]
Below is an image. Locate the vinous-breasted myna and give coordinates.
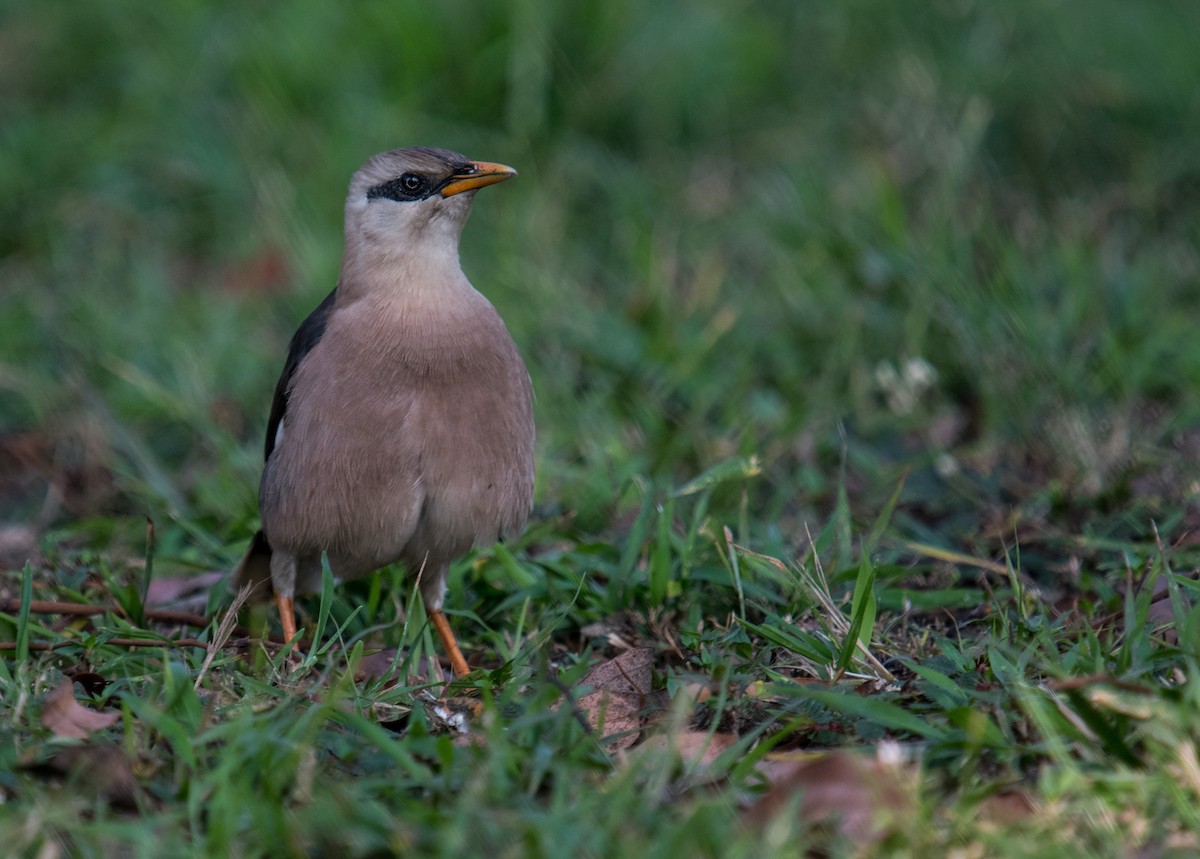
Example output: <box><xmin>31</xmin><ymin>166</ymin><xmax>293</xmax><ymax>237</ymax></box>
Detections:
<box><xmin>234</xmin><ymin>147</ymin><xmax>534</xmax><ymax>676</ymax></box>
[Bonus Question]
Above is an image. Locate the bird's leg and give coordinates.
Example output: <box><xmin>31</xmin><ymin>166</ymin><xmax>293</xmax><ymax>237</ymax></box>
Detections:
<box><xmin>429</xmin><ymin>609</ymin><xmax>470</xmax><ymax>677</ymax></box>
<box><xmin>276</xmin><ymin>592</ymin><xmax>298</xmax><ymax>647</ymax></box>
<box><xmin>269</xmin><ymin>550</ymin><xmax>300</xmax><ymax>650</ymax></box>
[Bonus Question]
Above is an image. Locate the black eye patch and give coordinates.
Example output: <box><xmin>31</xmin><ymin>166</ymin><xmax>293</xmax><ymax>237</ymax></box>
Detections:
<box><xmin>366</xmin><ymin>172</ymin><xmax>433</xmax><ymax>202</ymax></box>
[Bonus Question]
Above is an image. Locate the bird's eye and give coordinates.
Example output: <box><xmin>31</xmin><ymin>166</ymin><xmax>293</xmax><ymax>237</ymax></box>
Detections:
<box><xmin>365</xmin><ymin>172</ymin><xmax>430</xmax><ymax>202</ymax></box>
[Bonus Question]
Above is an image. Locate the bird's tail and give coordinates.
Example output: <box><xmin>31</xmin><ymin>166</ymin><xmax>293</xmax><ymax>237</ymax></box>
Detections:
<box><xmin>232</xmin><ymin>530</ymin><xmax>274</xmax><ymax>602</ymax></box>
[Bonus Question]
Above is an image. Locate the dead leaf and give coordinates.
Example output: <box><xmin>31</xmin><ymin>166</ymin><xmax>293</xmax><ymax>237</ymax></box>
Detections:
<box><xmin>746</xmin><ymin>747</ymin><xmax>912</xmax><ymax>844</ymax></box>
<box><xmin>355</xmin><ymin>648</ymin><xmax>401</xmax><ymax>684</ymax></box>
<box><xmin>562</xmin><ymin>647</ymin><xmax>654</xmax><ymax>750</ymax></box>
<box><xmin>26</xmin><ymin>743</ymin><xmax>140</xmax><ymax>808</ymax></box>
<box><xmin>977</xmin><ymin>789</ymin><xmax>1037</xmax><ymax>825</ymax></box>
<box><xmin>642</xmin><ymin>730</ymin><xmax>737</xmax><ymax>775</ymax></box>
<box><xmin>579</xmin><ymin>619</ymin><xmax>638</xmax><ymax>650</ymax></box>
<box><xmin>451</xmin><ymin>732</ymin><xmax>489</xmax><ymax>749</ymax></box>
<box><xmin>670</xmin><ymin>730</ymin><xmax>737</xmax><ymax>768</ymax></box>
<box><xmin>577</xmin><ymin>647</ymin><xmax>654</xmax><ymax>698</ymax></box>
<box><xmin>145</xmin><ymin>571</ymin><xmax>225</xmax><ymax>609</ymax></box>
<box><xmin>577</xmin><ymin>689</ymin><xmax>640</xmax><ymax>749</ymax></box>
<box><xmin>672</xmin><ymin>681</ymin><xmax>712</xmax><ymax>706</ymax></box>
<box><xmin>1115</xmin><ymin>570</ymin><xmax>1199</xmax><ymax>645</ymax></box>
<box><xmin>356</xmin><ymin>650</ymin><xmax>444</xmax><ymax>689</ymax></box>
<box><xmin>41</xmin><ymin>679</ymin><xmax>120</xmax><ymax>739</ymax></box>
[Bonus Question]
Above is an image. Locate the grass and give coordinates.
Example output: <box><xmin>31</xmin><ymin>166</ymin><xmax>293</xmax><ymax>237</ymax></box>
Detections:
<box><xmin>4</xmin><ymin>0</ymin><xmax>1200</xmax><ymax>855</ymax></box>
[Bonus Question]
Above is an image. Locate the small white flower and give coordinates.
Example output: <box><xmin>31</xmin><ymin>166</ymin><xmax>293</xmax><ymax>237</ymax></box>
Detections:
<box><xmin>935</xmin><ymin>452</ymin><xmax>959</xmax><ymax>477</ymax></box>
<box><xmin>875</xmin><ymin>356</ymin><xmax>938</xmax><ymax>415</ymax></box>
<box><xmin>903</xmin><ymin>356</ymin><xmax>938</xmax><ymax>390</ymax></box>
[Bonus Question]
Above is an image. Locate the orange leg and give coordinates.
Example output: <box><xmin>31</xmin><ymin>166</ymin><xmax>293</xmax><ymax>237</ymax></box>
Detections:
<box><xmin>429</xmin><ymin>609</ymin><xmax>470</xmax><ymax>678</ymax></box>
<box><xmin>276</xmin><ymin>592</ymin><xmax>298</xmax><ymax>648</ymax></box>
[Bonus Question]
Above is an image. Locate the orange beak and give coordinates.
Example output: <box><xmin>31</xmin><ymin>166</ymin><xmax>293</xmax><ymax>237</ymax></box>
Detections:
<box><xmin>440</xmin><ymin>161</ymin><xmax>518</xmax><ymax>197</ymax></box>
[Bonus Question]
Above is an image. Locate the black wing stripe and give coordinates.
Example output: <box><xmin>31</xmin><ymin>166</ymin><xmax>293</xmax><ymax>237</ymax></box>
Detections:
<box><xmin>264</xmin><ymin>288</ymin><xmax>338</xmax><ymax>461</ymax></box>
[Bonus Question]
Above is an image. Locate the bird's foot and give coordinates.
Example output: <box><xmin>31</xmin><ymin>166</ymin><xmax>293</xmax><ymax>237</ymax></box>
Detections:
<box><xmin>429</xmin><ymin>609</ymin><xmax>470</xmax><ymax>678</ymax></box>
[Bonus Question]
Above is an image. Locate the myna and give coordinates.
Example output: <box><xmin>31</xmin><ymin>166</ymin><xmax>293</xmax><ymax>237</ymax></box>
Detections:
<box><xmin>234</xmin><ymin>147</ymin><xmax>534</xmax><ymax>677</ymax></box>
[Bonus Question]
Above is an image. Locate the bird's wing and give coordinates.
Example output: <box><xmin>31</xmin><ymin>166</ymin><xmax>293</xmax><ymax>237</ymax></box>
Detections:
<box><xmin>264</xmin><ymin>288</ymin><xmax>338</xmax><ymax>461</ymax></box>
<box><xmin>237</xmin><ymin>290</ymin><xmax>337</xmax><ymax>594</ymax></box>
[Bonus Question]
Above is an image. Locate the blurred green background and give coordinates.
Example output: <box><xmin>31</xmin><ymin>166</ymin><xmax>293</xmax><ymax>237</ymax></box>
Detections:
<box><xmin>3</xmin><ymin>0</ymin><xmax>1200</xmax><ymax>572</ymax></box>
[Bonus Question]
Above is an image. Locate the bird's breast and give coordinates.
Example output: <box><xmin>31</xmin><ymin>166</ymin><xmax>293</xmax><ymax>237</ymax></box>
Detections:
<box><xmin>260</xmin><ymin>294</ymin><xmax>534</xmax><ymax>569</ymax></box>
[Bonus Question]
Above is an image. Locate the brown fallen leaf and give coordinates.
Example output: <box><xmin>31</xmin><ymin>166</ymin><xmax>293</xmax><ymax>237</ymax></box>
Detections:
<box><xmin>577</xmin><ymin>647</ymin><xmax>654</xmax><ymax>698</ymax></box>
<box><xmin>451</xmin><ymin>731</ymin><xmax>489</xmax><ymax>749</ymax></box>
<box><xmin>673</xmin><ymin>681</ymin><xmax>712</xmax><ymax>706</ymax></box>
<box><xmin>145</xmin><ymin>571</ymin><xmax>226</xmax><ymax>609</ymax></box>
<box><xmin>355</xmin><ymin>648</ymin><xmax>403</xmax><ymax>684</ymax></box>
<box><xmin>745</xmin><ymin>747</ymin><xmax>912</xmax><ymax>844</ymax></box>
<box><xmin>977</xmin><ymin>789</ymin><xmax>1037</xmax><ymax>825</ymax></box>
<box><xmin>41</xmin><ymin>679</ymin><xmax>120</xmax><ymax>739</ymax></box>
<box><xmin>642</xmin><ymin>730</ymin><xmax>738</xmax><ymax>777</ymax></box>
<box><xmin>24</xmin><ymin>743</ymin><xmax>141</xmax><ymax>809</ymax></box>
<box><xmin>1109</xmin><ymin>569</ymin><xmax>1199</xmax><ymax>645</ymax></box>
<box><xmin>355</xmin><ymin>649</ymin><xmax>447</xmax><ymax>688</ymax></box>
<box><xmin>563</xmin><ymin>647</ymin><xmax>654</xmax><ymax>750</ymax></box>
<box><xmin>669</xmin><ymin>730</ymin><xmax>737</xmax><ymax>768</ymax></box>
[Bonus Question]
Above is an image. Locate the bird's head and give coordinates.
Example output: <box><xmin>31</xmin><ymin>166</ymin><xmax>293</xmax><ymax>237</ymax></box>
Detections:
<box><xmin>344</xmin><ymin>147</ymin><xmax>516</xmax><ymax>257</ymax></box>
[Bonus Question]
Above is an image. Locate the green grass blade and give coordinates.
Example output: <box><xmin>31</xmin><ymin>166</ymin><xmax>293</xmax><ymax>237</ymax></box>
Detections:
<box><xmin>648</xmin><ymin>498</ymin><xmax>673</xmax><ymax>606</ymax></box>
<box><xmin>778</xmin><ymin>683</ymin><xmax>949</xmax><ymax>741</ymax></box>
<box><xmin>866</xmin><ymin>468</ymin><xmax>908</xmax><ymax>553</ymax></box>
<box><xmin>16</xmin><ymin>562</ymin><xmax>33</xmax><ymax>664</ymax></box>
<box><xmin>672</xmin><ymin>455</ymin><xmax>761</xmax><ymax>497</ymax></box>
<box><xmin>835</xmin><ymin>550</ymin><xmax>878</xmax><ymax>675</ymax></box>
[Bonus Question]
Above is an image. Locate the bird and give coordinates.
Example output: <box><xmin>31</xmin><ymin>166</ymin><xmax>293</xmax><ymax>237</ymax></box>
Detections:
<box><xmin>233</xmin><ymin>146</ymin><xmax>534</xmax><ymax>677</ymax></box>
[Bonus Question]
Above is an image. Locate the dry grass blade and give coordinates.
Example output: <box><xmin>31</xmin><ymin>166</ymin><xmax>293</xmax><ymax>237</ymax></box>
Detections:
<box><xmin>195</xmin><ymin>581</ymin><xmax>255</xmax><ymax>690</ymax></box>
<box><xmin>903</xmin><ymin>541</ymin><xmax>1010</xmax><ymax>576</ymax></box>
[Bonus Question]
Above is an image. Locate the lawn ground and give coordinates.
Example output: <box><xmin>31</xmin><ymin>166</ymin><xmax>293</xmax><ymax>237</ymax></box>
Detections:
<box><xmin>3</xmin><ymin>2</ymin><xmax>1200</xmax><ymax>856</ymax></box>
